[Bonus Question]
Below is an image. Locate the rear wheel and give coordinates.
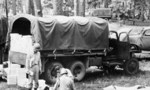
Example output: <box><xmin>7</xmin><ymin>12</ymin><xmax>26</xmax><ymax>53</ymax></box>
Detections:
<box><xmin>124</xmin><ymin>58</ymin><xmax>139</xmax><ymax>75</ymax></box>
<box><xmin>45</xmin><ymin>62</ymin><xmax>63</xmax><ymax>84</ymax></box>
<box><xmin>70</xmin><ymin>61</ymin><xmax>86</xmax><ymax>81</ymax></box>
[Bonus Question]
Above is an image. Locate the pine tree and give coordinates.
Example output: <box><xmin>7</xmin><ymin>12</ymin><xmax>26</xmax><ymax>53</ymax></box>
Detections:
<box><xmin>12</xmin><ymin>0</ymin><xmax>16</xmax><ymax>15</ymax></box>
<box><xmin>33</xmin><ymin>0</ymin><xmax>43</xmax><ymax>17</ymax></box>
<box><xmin>25</xmin><ymin>0</ymin><xmax>43</xmax><ymax>17</ymax></box>
<box><xmin>53</xmin><ymin>0</ymin><xmax>64</xmax><ymax>15</ymax></box>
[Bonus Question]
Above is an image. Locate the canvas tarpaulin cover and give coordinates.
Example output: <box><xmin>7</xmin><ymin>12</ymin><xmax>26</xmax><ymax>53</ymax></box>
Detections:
<box><xmin>8</xmin><ymin>14</ymin><xmax>109</xmax><ymax>50</ymax></box>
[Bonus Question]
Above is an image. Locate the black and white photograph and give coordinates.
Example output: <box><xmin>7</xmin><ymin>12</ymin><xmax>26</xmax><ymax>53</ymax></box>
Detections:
<box><xmin>0</xmin><ymin>0</ymin><xmax>150</xmax><ymax>90</ymax></box>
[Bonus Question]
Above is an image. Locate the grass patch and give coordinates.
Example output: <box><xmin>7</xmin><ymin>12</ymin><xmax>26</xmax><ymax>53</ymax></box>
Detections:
<box><xmin>75</xmin><ymin>61</ymin><xmax>150</xmax><ymax>90</ymax></box>
<box><xmin>1</xmin><ymin>61</ymin><xmax>150</xmax><ymax>90</ymax></box>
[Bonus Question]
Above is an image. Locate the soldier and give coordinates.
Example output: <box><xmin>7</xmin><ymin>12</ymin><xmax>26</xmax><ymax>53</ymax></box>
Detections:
<box><xmin>53</xmin><ymin>68</ymin><xmax>75</xmax><ymax>90</ymax></box>
<box><xmin>26</xmin><ymin>43</ymin><xmax>42</xmax><ymax>90</ymax></box>
<box><xmin>55</xmin><ymin>65</ymin><xmax>61</xmax><ymax>78</ymax></box>
<box><xmin>55</xmin><ymin>66</ymin><xmax>74</xmax><ymax>80</ymax></box>
<box><xmin>65</xmin><ymin>68</ymin><xmax>74</xmax><ymax>80</ymax></box>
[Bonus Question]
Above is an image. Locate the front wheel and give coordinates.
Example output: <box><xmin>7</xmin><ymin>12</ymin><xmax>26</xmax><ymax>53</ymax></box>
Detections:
<box><xmin>44</xmin><ymin>62</ymin><xmax>63</xmax><ymax>84</ymax></box>
<box><xmin>70</xmin><ymin>61</ymin><xmax>86</xmax><ymax>81</ymax></box>
<box><xmin>124</xmin><ymin>58</ymin><xmax>139</xmax><ymax>75</ymax></box>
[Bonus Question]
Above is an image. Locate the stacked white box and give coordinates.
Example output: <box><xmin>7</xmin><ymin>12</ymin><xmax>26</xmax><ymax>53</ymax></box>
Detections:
<box><xmin>7</xmin><ymin>65</ymin><xmax>28</xmax><ymax>87</ymax></box>
<box><xmin>9</xmin><ymin>34</ymin><xmax>33</xmax><ymax>65</ymax></box>
<box><xmin>7</xmin><ymin>63</ymin><xmax>20</xmax><ymax>85</ymax></box>
<box><xmin>17</xmin><ymin>68</ymin><xmax>28</xmax><ymax>87</ymax></box>
<box><xmin>17</xmin><ymin>78</ymin><xmax>28</xmax><ymax>87</ymax></box>
<box><xmin>37</xmin><ymin>80</ymin><xmax>47</xmax><ymax>90</ymax></box>
<box><xmin>7</xmin><ymin>75</ymin><xmax>17</xmax><ymax>85</ymax></box>
<box><xmin>9</xmin><ymin>34</ymin><xmax>33</xmax><ymax>86</ymax></box>
<box><xmin>21</xmin><ymin>35</ymin><xmax>33</xmax><ymax>54</ymax></box>
<box><xmin>8</xmin><ymin>63</ymin><xmax>20</xmax><ymax>75</ymax></box>
<box><xmin>10</xmin><ymin>34</ymin><xmax>33</xmax><ymax>54</ymax></box>
<box><xmin>9</xmin><ymin>63</ymin><xmax>20</xmax><ymax>68</ymax></box>
<box><xmin>10</xmin><ymin>33</ymin><xmax>22</xmax><ymax>52</ymax></box>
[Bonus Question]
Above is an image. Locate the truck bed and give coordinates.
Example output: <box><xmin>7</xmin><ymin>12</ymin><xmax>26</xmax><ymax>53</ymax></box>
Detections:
<box><xmin>40</xmin><ymin>49</ymin><xmax>107</xmax><ymax>57</ymax></box>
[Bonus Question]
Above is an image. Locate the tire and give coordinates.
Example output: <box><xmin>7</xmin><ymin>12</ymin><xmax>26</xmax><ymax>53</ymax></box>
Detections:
<box><xmin>70</xmin><ymin>61</ymin><xmax>86</xmax><ymax>81</ymax></box>
<box><xmin>44</xmin><ymin>62</ymin><xmax>63</xmax><ymax>84</ymax></box>
<box><xmin>124</xmin><ymin>58</ymin><xmax>139</xmax><ymax>75</ymax></box>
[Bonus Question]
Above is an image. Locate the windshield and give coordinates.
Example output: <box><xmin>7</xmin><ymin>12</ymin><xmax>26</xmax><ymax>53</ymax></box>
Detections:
<box><xmin>129</xmin><ymin>27</ymin><xmax>143</xmax><ymax>35</ymax></box>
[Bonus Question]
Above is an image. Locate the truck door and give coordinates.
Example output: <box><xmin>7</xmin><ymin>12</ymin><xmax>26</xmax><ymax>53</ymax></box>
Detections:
<box><xmin>117</xmin><ymin>32</ymin><xmax>130</xmax><ymax>60</ymax></box>
<box><xmin>109</xmin><ymin>31</ymin><xmax>130</xmax><ymax>60</ymax></box>
<box><xmin>141</xmin><ymin>29</ymin><xmax>150</xmax><ymax>50</ymax></box>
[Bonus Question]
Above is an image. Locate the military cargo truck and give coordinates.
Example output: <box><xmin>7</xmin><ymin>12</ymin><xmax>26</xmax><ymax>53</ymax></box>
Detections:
<box><xmin>6</xmin><ymin>15</ymin><xmax>139</xmax><ymax>84</ymax></box>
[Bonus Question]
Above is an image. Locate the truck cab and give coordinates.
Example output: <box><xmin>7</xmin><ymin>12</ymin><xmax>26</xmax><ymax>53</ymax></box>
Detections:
<box><xmin>103</xmin><ymin>31</ymin><xmax>139</xmax><ymax>75</ymax></box>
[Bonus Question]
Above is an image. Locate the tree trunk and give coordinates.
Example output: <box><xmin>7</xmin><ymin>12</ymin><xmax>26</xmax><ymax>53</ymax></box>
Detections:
<box><xmin>148</xmin><ymin>8</ymin><xmax>150</xmax><ymax>19</ymax></box>
<box><xmin>104</xmin><ymin>0</ymin><xmax>109</xmax><ymax>8</ymax></box>
<box><xmin>0</xmin><ymin>0</ymin><xmax>5</xmax><ymax>14</ymax></box>
<box><xmin>12</xmin><ymin>0</ymin><xmax>16</xmax><ymax>15</ymax></box>
<box><xmin>139</xmin><ymin>0</ymin><xmax>146</xmax><ymax>21</ymax></box>
<box><xmin>74</xmin><ymin>0</ymin><xmax>85</xmax><ymax>16</ymax></box>
<box><xmin>74</xmin><ymin>0</ymin><xmax>79</xmax><ymax>16</ymax></box>
<box><xmin>25</xmin><ymin>0</ymin><xmax>35</xmax><ymax>15</ymax></box>
<box><xmin>22</xmin><ymin>0</ymin><xmax>26</xmax><ymax>13</ymax></box>
<box><xmin>33</xmin><ymin>0</ymin><xmax>43</xmax><ymax>17</ymax></box>
<box><xmin>53</xmin><ymin>0</ymin><xmax>63</xmax><ymax>15</ymax></box>
<box><xmin>79</xmin><ymin>0</ymin><xmax>85</xmax><ymax>16</ymax></box>
<box><xmin>140</xmin><ymin>7</ymin><xmax>145</xmax><ymax>21</ymax></box>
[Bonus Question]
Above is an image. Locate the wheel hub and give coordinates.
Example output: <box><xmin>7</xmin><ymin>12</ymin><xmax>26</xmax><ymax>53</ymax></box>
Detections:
<box><xmin>73</xmin><ymin>66</ymin><xmax>82</xmax><ymax>76</ymax></box>
<box><xmin>128</xmin><ymin>61</ymin><xmax>137</xmax><ymax>72</ymax></box>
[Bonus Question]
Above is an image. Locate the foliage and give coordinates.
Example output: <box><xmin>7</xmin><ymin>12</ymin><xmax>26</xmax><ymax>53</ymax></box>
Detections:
<box><xmin>134</xmin><ymin>0</ymin><xmax>149</xmax><ymax>20</ymax></box>
<box><xmin>53</xmin><ymin>0</ymin><xmax>64</xmax><ymax>15</ymax></box>
<box><xmin>42</xmin><ymin>0</ymin><xmax>53</xmax><ymax>8</ymax></box>
<box><xmin>7</xmin><ymin>0</ymin><xmax>22</xmax><ymax>13</ymax></box>
<box><xmin>1</xmin><ymin>0</ymin><xmax>150</xmax><ymax>19</ymax></box>
<box><xmin>87</xmin><ymin>0</ymin><xmax>111</xmax><ymax>9</ymax></box>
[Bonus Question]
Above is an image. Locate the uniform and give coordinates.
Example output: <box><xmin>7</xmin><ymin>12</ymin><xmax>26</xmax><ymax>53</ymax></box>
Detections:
<box><xmin>26</xmin><ymin>43</ymin><xmax>41</xmax><ymax>90</ymax></box>
<box><xmin>53</xmin><ymin>68</ymin><xmax>75</xmax><ymax>90</ymax></box>
<box><xmin>65</xmin><ymin>68</ymin><xmax>74</xmax><ymax>80</ymax></box>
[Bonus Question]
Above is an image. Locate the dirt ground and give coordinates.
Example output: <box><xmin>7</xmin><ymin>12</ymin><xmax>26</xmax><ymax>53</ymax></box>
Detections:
<box><xmin>0</xmin><ymin>60</ymin><xmax>150</xmax><ymax>90</ymax></box>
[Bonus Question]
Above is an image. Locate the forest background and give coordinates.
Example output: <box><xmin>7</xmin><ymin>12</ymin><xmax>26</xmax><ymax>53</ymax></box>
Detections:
<box><xmin>0</xmin><ymin>0</ymin><xmax>150</xmax><ymax>21</ymax></box>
